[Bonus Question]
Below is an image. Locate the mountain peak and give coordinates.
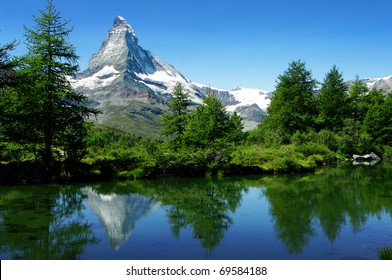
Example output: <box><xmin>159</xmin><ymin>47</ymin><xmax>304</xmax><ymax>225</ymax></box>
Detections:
<box><xmin>86</xmin><ymin>15</ymin><xmax>142</xmax><ymax>72</ymax></box>
<box><xmin>112</xmin><ymin>15</ymin><xmax>137</xmax><ymax>38</ymax></box>
<box><xmin>114</xmin><ymin>15</ymin><xmax>128</xmax><ymax>26</ymax></box>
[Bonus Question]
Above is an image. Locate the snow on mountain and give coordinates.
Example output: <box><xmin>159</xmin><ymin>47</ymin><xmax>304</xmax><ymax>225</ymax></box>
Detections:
<box><xmin>363</xmin><ymin>75</ymin><xmax>392</xmax><ymax>92</ymax></box>
<box><xmin>72</xmin><ymin>66</ymin><xmax>120</xmax><ymax>90</ymax></box>
<box><xmin>135</xmin><ymin>70</ymin><xmax>202</xmax><ymax>103</ymax></box>
<box><xmin>226</xmin><ymin>87</ymin><xmax>271</xmax><ymax>112</ymax></box>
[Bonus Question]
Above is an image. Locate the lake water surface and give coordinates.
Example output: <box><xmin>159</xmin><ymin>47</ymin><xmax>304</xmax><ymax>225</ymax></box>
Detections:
<box><xmin>1</xmin><ymin>162</ymin><xmax>392</xmax><ymax>259</ymax></box>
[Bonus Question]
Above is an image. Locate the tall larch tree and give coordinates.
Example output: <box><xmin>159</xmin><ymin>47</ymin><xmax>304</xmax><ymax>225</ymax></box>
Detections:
<box><xmin>162</xmin><ymin>82</ymin><xmax>191</xmax><ymax>148</ymax></box>
<box><xmin>0</xmin><ymin>40</ymin><xmax>18</xmax><ymax>89</ymax></box>
<box><xmin>263</xmin><ymin>60</ymin><xmax>317</xmax><ymax>137</ymax></box>
<box><xmin>0</xmin><ymin>40</ymin><xmax>18</xmax><ymax>156</ymax></box>
<box><xmin>348</xmin><ymin>75</ymin><xmax>369</xmax><ymax>123</ymax></box>
<box><xmin>183</xmin><ymin>89</ymin><xmax>244</xmax><ymax>149</ymax></box>
<box><xmin>19</xmin><ymin>0</ymin><xmax>98</xmax><ymax>176</ymax></box>
<box><xmin>316</xmin><ymin>65</ymin><xmax>349</xmax><ymax>131</ymax></box>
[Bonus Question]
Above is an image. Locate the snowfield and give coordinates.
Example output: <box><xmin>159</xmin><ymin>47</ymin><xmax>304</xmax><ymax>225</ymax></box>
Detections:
<box><xmin>226</xmin><ymin>87</ymin><xmax>271</xmax><ymax>112</ymax></box>
<box><xmin>71</xmin><ymin>66</ymin><xmax>120</xmax><ymax>90</ymax></box>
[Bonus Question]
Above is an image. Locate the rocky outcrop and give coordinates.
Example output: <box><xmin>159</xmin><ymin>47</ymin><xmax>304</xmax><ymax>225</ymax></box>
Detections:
<box><xmin>352</xmin><ymin>152</ymin><xmax>381</xmax><ymax>165</ymax></box>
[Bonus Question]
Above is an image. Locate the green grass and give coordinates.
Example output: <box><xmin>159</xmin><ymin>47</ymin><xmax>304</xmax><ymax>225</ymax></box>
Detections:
<box><xmin>96</xmin><ymin>101</ymin><xmax>166</xmax><ymax>139</ymax></box>
<box><xmin>231</xmin><ymin>143</ymin><xmax>335</xmax><ymax>174</ymax></box>
<box><xmin>378</xmin><ymin>245</ymin><xmax>392</xmax><ymax>260</ymax></box>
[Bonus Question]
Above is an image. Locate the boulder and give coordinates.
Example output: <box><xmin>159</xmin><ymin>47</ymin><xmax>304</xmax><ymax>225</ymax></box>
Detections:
<box><xmin>352</xmin><ymin>152</ymin><xmax>381</xmax><ymax>165</ymax></box>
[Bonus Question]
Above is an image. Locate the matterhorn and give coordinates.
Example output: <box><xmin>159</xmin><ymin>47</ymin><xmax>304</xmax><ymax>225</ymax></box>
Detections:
<box><xmin>71</xmin><ymin>16</ymin><xmax>271</xmax><ymax>136</ymax></box>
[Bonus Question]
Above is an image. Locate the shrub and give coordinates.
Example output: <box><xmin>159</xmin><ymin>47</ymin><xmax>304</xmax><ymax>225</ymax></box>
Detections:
<box><xmin>356</xmin><ymin>132</ymin><xmax>374</xmax><ymax>155</ymax></box>
<box><xmin>316</xmin><ymin>129</ymin><xmax>338</xmax><ymax>151</ymax></box>
<box><xmin>382</xmin><ymin>145</ymin><xmax>392</xmax><ymax>159</ymax></box>
<box><xmin>336</xmin><ymin>133</ymin><xmax>354</xmax><ymax>156</ymax></box>
<box><xmin>261</xmin><ymin>146</ymin><xmax>314</xmax><ymax>173</ymax></box>
<box><xmin>295</xmin><ymin>142</ymin><xmax>335</xmax><ymax>163</ymax></box>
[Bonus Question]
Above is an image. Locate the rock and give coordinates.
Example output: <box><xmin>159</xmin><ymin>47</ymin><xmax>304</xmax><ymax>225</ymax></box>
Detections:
<box><xmin>352</xmin><ymin>152</ymin><xmax>381</xmax><ymax>165</ymax></box>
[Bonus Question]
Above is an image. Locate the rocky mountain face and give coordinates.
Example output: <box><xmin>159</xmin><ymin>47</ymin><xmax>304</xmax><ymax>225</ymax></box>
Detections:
<box><xmin>71</xmin><ymin>16</ymin><xmax>269</xmax><ymax>136</ymax></box>
<box><xmin>363</xmin><ymin>76</ymin><xmax>392</xmax><ymax>93</ymax></box>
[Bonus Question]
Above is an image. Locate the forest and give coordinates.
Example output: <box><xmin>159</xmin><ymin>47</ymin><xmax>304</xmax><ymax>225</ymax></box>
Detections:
<box><xmin>1</xmin><ymin>1</ymin><xmax>392</xmax><ymax>184</ymax></box>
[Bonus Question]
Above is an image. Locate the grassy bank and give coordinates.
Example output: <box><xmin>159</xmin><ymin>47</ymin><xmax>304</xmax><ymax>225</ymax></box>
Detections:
<box><xmin>3</xmin><ymin>124</ymin><xmax>392</xmax><ymax>185</ymax></box>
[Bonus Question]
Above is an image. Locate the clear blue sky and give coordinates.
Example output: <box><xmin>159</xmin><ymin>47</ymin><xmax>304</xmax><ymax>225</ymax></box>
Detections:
<box><xmin>1</xmin><ymin>0</ymin><xmax>391</xmax><ymax>91</ymax></box>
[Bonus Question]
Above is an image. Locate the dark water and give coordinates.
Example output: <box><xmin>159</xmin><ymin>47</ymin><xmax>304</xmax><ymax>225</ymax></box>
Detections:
<box><xmin>1</xmin><ymin>162</ymin><xmax>392</xmax><ymax>260</ymax></box>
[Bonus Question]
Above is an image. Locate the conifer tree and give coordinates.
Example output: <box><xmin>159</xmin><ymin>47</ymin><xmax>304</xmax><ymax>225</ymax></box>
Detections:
<box><xmin>316</xmin><ymin>65</ymin><xmax>349</xmax><ymax>131</ymax></box>
<box><xmin>0</xmin><ymin>40</ymin><xmax>18</xmax><ymax>156</ymax></box>
<box><xmin>0</xmin><ymin>40</ymin><xmax>17</xmax><ymax>88</ymax></box>
<box><xmin>263</xmin><ymin>60</ymin><xmax>317</xmax><ymax>136</ymax></box>
<box><xmin>364</xmin><ymin>92</ymin><xmax>392</xmax><ymax>146</ymax></box>
<box><xmin>162</xmin><ymin>83</ymin><xmax>191</xmax><ymax>148</ymax></box>
<box><xmin>13</xmin><ymin>0</ymin><xmax>97</xmax><ymax>176</ymax></box>
<box><xmin>184</xmin><ymin>90</ymin><xmax>243</xmax><ymax>149</ymax></box>
<box><xmin>348</xmin><ymin>75</ymin><xmax>369</xmax><ymax>122</ymax></box>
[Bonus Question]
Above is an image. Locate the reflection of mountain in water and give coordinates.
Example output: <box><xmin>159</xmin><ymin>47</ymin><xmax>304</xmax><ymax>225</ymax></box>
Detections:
<box><xmin>83</xmin><ymin>188</ymin><xmax>161</xmax><ymax>250</ymax></box>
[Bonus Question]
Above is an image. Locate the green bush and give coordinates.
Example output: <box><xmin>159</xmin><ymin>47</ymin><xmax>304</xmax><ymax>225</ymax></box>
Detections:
<box><xmin>381</xmin><ymin>145</ymin><xmax>392</xmax><ymax>159</ymax></box>
<box><xmin>336</xmin><ymin>133</ymin><xmax>354</xmax><ymax>156</ymax></box>
<box><xmin>315</xmin><ymin>129</ymin><xmax>338</xmax><ymax>151</ymax></box>
<box><xmin>290</xmin><ymin>130</ymin><xmax>322</xmax><ymax>146</ymax></box>
<box><xmin>295</xmin><ymin>142</ymin><xmax>335</xmax><ymax>163</ymax></box>
<box><xmin>231</xmin><ymin>144</ymin><xmax>321</xmax><ymax>174</ymax></box>
<box><xmin>161</xmin><ymin>147</ymin><xmax>232</xmax><ymax>177</ymax></box>
<box><xmin>117</xmin><ymin>168</ymin><xmax>145</xmax><ymax>180</ymax></box>
<box><xmin>261</xmin><ymin>146</ymin><xmax>315</xmax><ymax>173</ymax></box>
<box><xmin>356</xmin><ymin>132</ymin><xmax>374</xmax><ymax>155</ymax></box>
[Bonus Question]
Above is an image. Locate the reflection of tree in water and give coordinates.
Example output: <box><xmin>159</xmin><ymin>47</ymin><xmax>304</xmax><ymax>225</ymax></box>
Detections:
<box><xmin>0</xmin><ymin>186</ymin><xmax>98</xmax><ymax>259</ymax></box>
<box><xmin>165</xmin><ymin>180</ymin><xmax>244</xmax><ymax>256</ymax></box>
<box><xmin>134</xmin><ymin>178</ymin><xmax>246</xmax><ymax>257</ymax></box>
<box><xmin>261</xmin><ymin>162</ymin><xmax>392</xmax><ymax>254</ymax></box>
<box><xmin>265</xmin><ymin>187</ymin><xmax>316</xmax><ymax>254</ymax></box>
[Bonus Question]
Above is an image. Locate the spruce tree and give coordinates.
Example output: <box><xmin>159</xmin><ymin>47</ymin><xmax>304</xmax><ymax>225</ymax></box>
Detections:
<box><xmin>316</xmin><ymin>65</ymin><xmax>349</xmax><ymax>131</ymax></box>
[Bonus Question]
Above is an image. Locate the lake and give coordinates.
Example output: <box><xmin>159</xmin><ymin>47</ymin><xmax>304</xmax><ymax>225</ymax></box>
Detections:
<box><xmin>1</xmin><ymin>162</ymin><xmax>392</xmax><ymax>260</ymax></box>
